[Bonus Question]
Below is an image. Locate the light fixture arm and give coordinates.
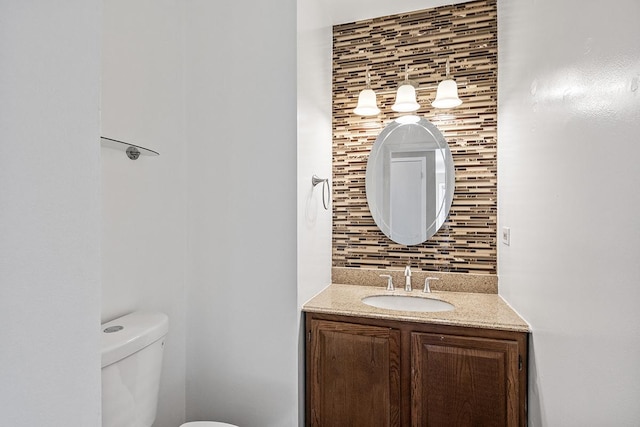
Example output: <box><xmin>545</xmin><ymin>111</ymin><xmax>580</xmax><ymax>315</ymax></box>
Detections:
<box><xmin>399</xmin><ymin>64</ymin><xmax>418</xmax><ymax>88</ymax></box>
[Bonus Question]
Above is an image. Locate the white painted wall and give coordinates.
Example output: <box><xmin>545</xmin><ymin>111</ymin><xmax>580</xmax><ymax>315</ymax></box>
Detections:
<box><xmin>297</xmin><ymin>0</ymin><xmax>333</xmax><ymax>311</ymax></box>
<box><xmin>498</xmin><ymin>0</ymin><xmax>640</xmax><ymax>425</ymax></box>
<box><xmin>183</xmin><ymin>1</ymin><xmax>299</xmax><ymax>426</ymax></box>
<box><xmin>297</xmin><ymin>0</ymin><xmax>333</xmax><ymax>424</ymax></box>
<box><xmin>320</xmin><ymin>0</ymin><xmax>463</xmax><ymax>25</ymax></box>
<box><xmin>0</xmin><ymin>2</ymin><xmax>102</xmax><ymax>426</ymax></box>
<box><xmin>101</xmin><ymin>1</ymin><xmax>187</xmax><ymax>426</ymax></box>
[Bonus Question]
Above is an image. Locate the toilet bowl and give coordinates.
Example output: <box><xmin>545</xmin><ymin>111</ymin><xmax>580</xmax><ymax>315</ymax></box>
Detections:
<box><xmin>180</xmin><ymin>423</ymin><xmax>238</xmax><ymax>427</ymax></box>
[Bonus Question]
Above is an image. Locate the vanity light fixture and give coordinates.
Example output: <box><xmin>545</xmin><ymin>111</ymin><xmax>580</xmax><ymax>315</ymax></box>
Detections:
<box><xmin>354</xmin><ymin>60</ymin><xmax>463</xmax><ymax>116</ymax></box>
<box><xmin>391</xmin><ymin>65</ymin><xmax>420</xmax><ymax>113</ymax></box>
<box><xmin>353</xmin><ymin>70</ymin><xmax>380</xmax><ymax>116</ymax></box>
<box><xmin>432</xmin><ymin>58</ymin><xmax>463</xmax><ymax>109</ymax></box>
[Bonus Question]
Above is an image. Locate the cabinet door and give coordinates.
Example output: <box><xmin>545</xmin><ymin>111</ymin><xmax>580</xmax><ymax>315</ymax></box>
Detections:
<box><xmin>308</xmin><ymin>318</ymin><xmax>401</xmax><ymax>427</ymax></box>
<box><xmin>411</xmin><ymin>333</ymin><xmax>520</xmax><ymax>427</ymax></box>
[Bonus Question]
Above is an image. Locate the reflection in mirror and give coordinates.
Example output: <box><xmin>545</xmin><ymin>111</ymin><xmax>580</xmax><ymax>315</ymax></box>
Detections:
<box><xmin>366</xmin><ymin>117</ymin><xmax>454</xmax><ymax>245</ymax></box>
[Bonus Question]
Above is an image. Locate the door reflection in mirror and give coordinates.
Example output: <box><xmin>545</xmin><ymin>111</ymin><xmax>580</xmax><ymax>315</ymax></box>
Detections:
<box><xmin>390</xmin><ymin>154</ymin><xmax>427</xmax><ymax>243</ymax></box>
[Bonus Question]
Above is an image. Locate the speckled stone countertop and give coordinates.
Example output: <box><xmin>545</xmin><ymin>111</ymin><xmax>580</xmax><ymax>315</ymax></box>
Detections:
<box><xmin>303</xmin><ymin>284</ymin><xmax>530</xmax><ymax>333</ymax></box>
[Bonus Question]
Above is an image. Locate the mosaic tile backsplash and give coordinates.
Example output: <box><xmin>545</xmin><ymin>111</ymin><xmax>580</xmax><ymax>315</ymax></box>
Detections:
<box><xmin>332</xmin><ymin>0</ymin><xmax>497</xmax><ymax>274</ymax></box>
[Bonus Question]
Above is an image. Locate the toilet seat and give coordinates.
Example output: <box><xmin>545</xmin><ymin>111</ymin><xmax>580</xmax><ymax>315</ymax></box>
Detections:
<box><xmin>180</xmin><ymin>422</ymin><xmax>238</xmax><ymax>427</ymax></box>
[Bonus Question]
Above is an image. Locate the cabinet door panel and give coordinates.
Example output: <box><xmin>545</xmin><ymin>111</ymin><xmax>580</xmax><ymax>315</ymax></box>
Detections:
<box><xmin>411</xmin><ymin>333</ymin><xmax>519</xmax><ymax>427</ymax></box>
<box><xmin>309</xmin><ymin>319</ymin><xmax>401</xmax><ymax>427</ymax></box>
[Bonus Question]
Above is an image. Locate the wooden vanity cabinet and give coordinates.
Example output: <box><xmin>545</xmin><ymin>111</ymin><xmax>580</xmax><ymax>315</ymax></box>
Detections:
<box><xmin>305</xmin><ymin>312</ymin><xmax>528</xmax><ymax>427</ymax></box>
<box><xmin>307</xmin><ymin>318</ymin><xmax>402</xmax><ymax>426</ymax></box>
<box><xmin>411</xmin><ymin>332</ymin><xmax>522</xmax><ymax>426</ymax></box>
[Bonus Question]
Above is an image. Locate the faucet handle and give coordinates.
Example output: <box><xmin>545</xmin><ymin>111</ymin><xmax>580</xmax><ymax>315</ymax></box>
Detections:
<box><xmin>423</xmin><ymin>277</ymin><xmax>439</xmax><ymax>293</ymax></box>
<box><xmin>380</xmin><ymin>274</ymin><xmax>394</xmax><ymax>291</ymax></box>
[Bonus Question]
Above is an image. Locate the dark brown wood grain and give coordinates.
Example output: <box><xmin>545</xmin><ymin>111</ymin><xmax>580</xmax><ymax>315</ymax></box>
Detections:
<box><xmin>307</xmin><ymin>318</ymin><xmax>401</xmax><ymax>426</ymax></box>
<box><xmin>411</xmin><ymin>333</ymin><xmax>519</xmax><ymax>427</ymax></box>
<box><xmin>305</xmin><ymin>312</ymin><xmax>528</xmax><ymax>427</ymax></box>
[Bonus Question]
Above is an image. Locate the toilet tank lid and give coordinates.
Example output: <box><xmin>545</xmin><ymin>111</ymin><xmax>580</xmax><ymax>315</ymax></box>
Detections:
<box><xmin>101</xmin><ymin>311</ymin><xmax>168</xmax><ymax>368</ymax></box>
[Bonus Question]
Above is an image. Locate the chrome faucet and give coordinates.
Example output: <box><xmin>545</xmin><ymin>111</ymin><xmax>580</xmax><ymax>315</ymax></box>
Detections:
<box><xmin>380</xmin><ymin>274</ymin><xmax>394</xmax><ymax>291</ymax></box>
<box><xmin>404</xmin><ymin>266</ymin><xmax>412</xmax><ymax>291</ymax></box>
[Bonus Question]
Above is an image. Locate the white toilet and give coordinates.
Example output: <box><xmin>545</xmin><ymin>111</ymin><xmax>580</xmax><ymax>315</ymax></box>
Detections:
<box><xmin>101</xmin><ymin>311</ymin><xmax>238</xmax><ymax>427</ymax></box>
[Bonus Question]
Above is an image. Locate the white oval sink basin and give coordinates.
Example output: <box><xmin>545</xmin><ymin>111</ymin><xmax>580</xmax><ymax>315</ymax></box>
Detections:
<box><xmin>361</xmin><ymin>295</ymin><xmax>454</xmax><ymax>312</ymax></box>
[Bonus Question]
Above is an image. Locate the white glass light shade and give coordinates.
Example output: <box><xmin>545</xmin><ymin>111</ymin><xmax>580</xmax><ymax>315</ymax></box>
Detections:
<box><xmin>431</xmin><ymin>79</ymin><xmax>462</xmax><ymax>109</ymax></box>
<box><xmin>391</xmin><ymin>84</ymin><xmax>420</xmax><ymax>112</ymax></box>
<box><xmin>353</xmin><ymin>89</ymin><xmax>380</xmax><ymax>116</ymax></box>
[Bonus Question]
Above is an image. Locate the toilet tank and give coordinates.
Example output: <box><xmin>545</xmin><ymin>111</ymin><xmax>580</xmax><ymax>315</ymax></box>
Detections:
<box><xmin>101</xmin><ymin>311</ymin><xmax>169</xmax><ymax>427</ymax></box>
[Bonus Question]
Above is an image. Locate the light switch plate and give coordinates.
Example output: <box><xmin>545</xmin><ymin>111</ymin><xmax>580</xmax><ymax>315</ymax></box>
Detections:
<box><xmin>502</xmin><ymin>227</ymin><xmax>511</xmax><ymax>246</ymax></box>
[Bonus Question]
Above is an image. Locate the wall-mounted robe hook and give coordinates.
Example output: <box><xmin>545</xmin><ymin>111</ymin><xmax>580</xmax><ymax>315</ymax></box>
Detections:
<box><xmin>312</xmin><ymin>175</ymin><xmax>331</xmax><ymax>210</ymax></box>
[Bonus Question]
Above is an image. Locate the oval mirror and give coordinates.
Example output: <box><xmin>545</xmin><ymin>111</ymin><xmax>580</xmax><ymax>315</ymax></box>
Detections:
<box><xmin>365</xmin><ymin>117</ymin><xmax>455</xmax><ymax>245</ymax></box>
